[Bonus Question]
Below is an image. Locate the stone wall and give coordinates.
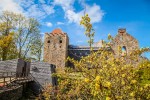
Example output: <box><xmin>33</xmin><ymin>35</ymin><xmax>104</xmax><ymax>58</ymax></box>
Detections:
<box><xmin>111</xmin><ymin>29</ymin><xmax>139</xmax><ymax>56</ymax></box>
<box><xmin>0</xmin><ymin>59</ymin><xmax>30</xmax><ymax>77</ymax></box>
<box><xmin>44</xmin><ymin>28</ymin><xmax>69</xmax><ymax>68</ymax></box>
<box><xmin>0</xmin><ymin>59</ymin><xmax>56</xmax><ymax>92</ymax></box>
<box><xmin>0</xmin><ymin>59</ymin><xmax>18</xmax><ymax>73</ymax></box>
<box><xmin>0</xmin><ymin>59</ymin><xmax>57</xmax><ymax>97</ymax></box>
<box><xmin>30</xmin><ymin>61</ymin><xmax>56</xmax><ymax>93</ymax></box>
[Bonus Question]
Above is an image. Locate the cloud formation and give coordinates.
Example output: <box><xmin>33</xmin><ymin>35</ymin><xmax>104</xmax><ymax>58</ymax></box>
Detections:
<box><xmin>53</xmin><ymin>0</ymin><xmax>104</xmax><ymax>24</ymax></box>
<box><xmin>0</xmin><ymin>0</ymin><xmax>23</xmax><ymax>14</ymax></box>
<box><xmin>53</xmin><ymin>0</ymin><xmax>75</xmax><ymax>11</ymax></box>
<box><xmin>46</xmin><ymin>22</ymin><xmax>53</xmax><ymax>27</ymax></box>
<box><xmin>0</xmin><ymin>0</ymin><xmax>104</xmax><ymax>24</ymax></box>
<box><xmin>57</xmin><ymin>22</ymin><xmax>65</xmax><ymax>25</ymax></box>
<box><xmin>0</xmin><ymin>0</ymin><xmax>55</xmax><ymax>20</ymax></box>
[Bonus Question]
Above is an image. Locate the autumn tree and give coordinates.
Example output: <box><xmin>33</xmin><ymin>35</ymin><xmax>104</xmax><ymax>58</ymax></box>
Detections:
<box><xmin>0</xmin><ymin>11</ymin><xmax>42</xmax><ymax>61</ymax></box>
<box><xmin>0</xmin><ymin>11</ymin><xmax>18</xmax><ymax>60</ymax></box>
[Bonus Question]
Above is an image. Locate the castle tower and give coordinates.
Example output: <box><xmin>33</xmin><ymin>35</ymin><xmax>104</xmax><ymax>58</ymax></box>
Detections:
<box><xmin>111</xmin><ymin>28</ymin><xmax>139</xmax><ymax>56</ymax></box>
<box><xmin>44</xmin><ymin>29</ymin><xmax>69</xmax><ymax>68</ymax></box>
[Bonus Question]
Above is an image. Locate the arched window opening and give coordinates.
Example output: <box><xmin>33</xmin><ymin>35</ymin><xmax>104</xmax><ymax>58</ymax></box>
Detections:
<box><xmin>122</xmin><ymin>46</ymin><xmax>127</xmax><ymax>56</ymax></box>
<box><xmin>122</xmin><ymin>46</ymin><xmax>126</xmax><ymax>51</ymax></box>
<box><xmin>59</xmin><ymin>40</ymin><xmax>62</xmax><ymax>43</ymax></box>
<box><xmin>47</xmin><ymin>40</ymin><xmax>50</xmax><ymax>43</ymax></box>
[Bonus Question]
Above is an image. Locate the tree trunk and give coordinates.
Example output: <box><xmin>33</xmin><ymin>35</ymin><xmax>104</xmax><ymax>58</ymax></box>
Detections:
<box><xmin>2</xmin><ymin>48</ymin><xmax>7</xmax><ymax>61</ymax></box>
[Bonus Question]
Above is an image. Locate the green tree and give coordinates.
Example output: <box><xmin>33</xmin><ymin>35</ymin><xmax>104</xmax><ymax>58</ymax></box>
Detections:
<box><xmin>30</xmin><ymin>35</ymin><xmax>43</xmax><ymax>61</ymax></box>
<box><xmin>0</xmin><ymin>11</ymin><xmax>41</xmax><ymax>61</ymax></box>
<box><xmin>15</xmin><ymin>15</ymin><xmax>41</xmax><ymax>59</ymax></box>
<box><xmin>0</xmin><ymin>11</ymin><xmax>18</xmax><ymax>60</ymax></box>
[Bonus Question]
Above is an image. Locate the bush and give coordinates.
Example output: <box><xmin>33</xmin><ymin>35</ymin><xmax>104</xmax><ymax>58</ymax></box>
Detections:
<box><xmin>40</xmin><ymin>14</ymin><xmax>150</xmax><ymax>100</ymax></box>
<box><xmin>41</xmin><ymin>46</ymin><xmax>150</xmax><ymax>100</ymax></box>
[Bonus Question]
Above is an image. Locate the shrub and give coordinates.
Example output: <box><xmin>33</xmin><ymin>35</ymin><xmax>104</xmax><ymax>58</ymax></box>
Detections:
<box><xmin>41</xmin><ymin>46</ymin><xmax>150</xmax><ymax>100</ymax></box>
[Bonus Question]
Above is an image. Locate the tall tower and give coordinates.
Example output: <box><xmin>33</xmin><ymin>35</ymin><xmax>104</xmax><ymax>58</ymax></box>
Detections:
<box><xmin>44</xmin><ymin>29</ymin><xmax>69</xmax><ymax>68</ymax></box>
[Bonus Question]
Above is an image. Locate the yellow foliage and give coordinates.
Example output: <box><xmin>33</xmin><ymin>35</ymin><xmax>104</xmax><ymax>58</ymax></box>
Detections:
<box><xmin>40</xmin><ymin>15</ymin><xmax>150</xmax><ymax>100</ymax></box>
<box><xmin>95</xmin><ymin>76</ymin><xmax>101</xmax><ymax>82</ymax></box>
<box><xmin>106</xmin><ymin>97</ymin><xmax>111</xmax><ymax>100</ymax></box>
<box><xmin>131</xmin><ymin>80</ymin><xmax>137</xmax><ymax>84</ymax></box>
<box><xmin>0</xmin><ymin>33</ymin><xmax>14</xmax><ymax>48</ymax></box>
<box><xmin>130</xmin><ymin>92</ymin><xmax>135</xmax><ymax>97</ymax></box>
<box><xmin>41</xmin><ymin>46</ymin><xmax>150</xmax><ymax>100</ymax></box>
<box><xmin>84</xmin><ymin>78</ymin><xmax>90</xmax><ymax>83</ymax></box>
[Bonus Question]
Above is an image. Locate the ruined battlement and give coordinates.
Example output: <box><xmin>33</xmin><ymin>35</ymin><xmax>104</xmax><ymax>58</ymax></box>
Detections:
<box><xmin>44</xmin><ymin>28</ymin><xmax>139</xmax><ymax>68</ymax></box>
<box><xmin>118</xmin><ymin>28</ymin><xmax>126</xmax><ymax>35</ymax></box>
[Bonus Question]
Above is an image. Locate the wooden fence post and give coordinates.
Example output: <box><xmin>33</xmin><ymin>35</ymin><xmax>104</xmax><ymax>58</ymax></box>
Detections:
<box><xmin>4</xmin><ymin>77</ymin><xmax>5</xmax><ymax>86</ymax></box>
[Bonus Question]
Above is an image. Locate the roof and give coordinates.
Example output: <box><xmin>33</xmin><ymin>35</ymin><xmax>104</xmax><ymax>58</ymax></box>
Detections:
<box><xmin>52</xmin><ymin>28</ymin><xmax>64</xmax><ymax>34</ymax></box>
<box><xmin>45</xmin><ymin>28</ymin><xmax>67</xmax><ymax>36</ymax></box>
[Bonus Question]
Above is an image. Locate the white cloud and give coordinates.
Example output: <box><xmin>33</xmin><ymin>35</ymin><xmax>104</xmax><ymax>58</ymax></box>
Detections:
<box><xmin>46</xmin><ymin>22</ymin><xmax>53</xmax><ymax>27</ymax></box>
<box><xmin>21</xmin><ymin>0</ymin><xmax>55</xmax><ymax>20</ymax></box>
<box><xmin>86</xmin><ymin>4</ymin><xmax>104</xmax><ymax>23</ymax></box>
<box><xmin>0</xmin><ymin>0</ymin><xmax>104</xmax><ymax>24</ymax></box>
<box><xmin>25</xmin><ymin>4</ymin><xmax>45</xmax><ymax>20</ymax></box>
<box><xmin>65</xmin><ymin>4</ymin><xmax>104</xmax><ymax>24</ymax></box>
<box><xmin>65</xmin><ymin>10</ymin><xmax>82</xmax><ymax>24</ymax></box>
<box><xmin>0</xmin><ymin>0</ymin><xmax>55</xmax><ymax>20</ymax></box>
<box><xmin>42</xmin><ymin>4</ymin><xmax>55</xmax><ymax>15</ymax></box>
<box><xmin>18</xmin><ymin>0</ymin><xmax>34</xmax><ymax>8</ymax></box>
<box><xmin>0</xmin><ymin>0</ymin><xmax>24</xmax><ymax>14</ymax></box>
<box><xmin>53</xmin><ymin>0</ymin><xmax>104</xmax><ymax>24</ymax></box>
<box><xmin>53</xmin><ymin>0</ymin><xmax>75</xmax><ymax>11</ymax></box>
<box><xmin>57</xmin><ymin>22</ymin><xmax>64</xmax><ymax>25</ymax></box>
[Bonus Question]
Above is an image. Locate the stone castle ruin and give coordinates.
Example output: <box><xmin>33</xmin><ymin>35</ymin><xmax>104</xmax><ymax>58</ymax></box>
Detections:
<box><xmin>0</xmin><ymin>28</ymin><xmax>144</xmax><ymax>99</ymax></box>
<box><xmin>111</xmin><ymin>29</ymin><xmax>139</xmax><ymax>57</ymax></box>
<box><xmin>44</xmin><ymin>28</ymin><xmax>139</xmax><ymax>68</ymax></box>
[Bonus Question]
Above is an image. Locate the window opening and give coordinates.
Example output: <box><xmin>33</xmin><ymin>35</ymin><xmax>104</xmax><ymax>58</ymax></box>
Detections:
<box><xmin>47</xmin><ymin>40</ymin><xmax>50</xmax><ymax>43</ymax></box>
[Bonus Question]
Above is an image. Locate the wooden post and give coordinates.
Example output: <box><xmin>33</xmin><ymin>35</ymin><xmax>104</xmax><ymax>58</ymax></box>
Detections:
<box><xmin>4</xmin><ymin>77</ymin><xmax>5</xmax><ymax>86</ymax></box>
<box><xmin>10</xmin><ymin>76</ymin><xmax>11</xmax><ymax>82</ymax></box>
<box><xmin>2</xmin><ymin>72</ymin><xmax>4</xmax><ymax>77</ymax></box>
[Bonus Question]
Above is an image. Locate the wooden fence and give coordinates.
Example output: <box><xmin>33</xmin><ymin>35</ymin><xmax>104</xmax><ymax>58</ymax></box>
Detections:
<box><xmin>0</xmin><ymin>72</ymin><xmax>31</xmax><ymax>87</ymax></box>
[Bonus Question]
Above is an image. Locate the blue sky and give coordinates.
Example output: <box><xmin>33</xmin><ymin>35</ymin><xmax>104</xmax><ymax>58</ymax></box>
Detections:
<box><xmin>0</xmin><ymin>0</ymin><xmax>150</xmax><ymax>58</ymax></box>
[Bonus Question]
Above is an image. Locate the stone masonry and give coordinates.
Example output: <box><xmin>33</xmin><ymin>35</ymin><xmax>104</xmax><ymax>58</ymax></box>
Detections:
<box><xmin>44</xmin><ymin>29</ymin><xmax>69</xmax><ymax>68</ymax></box>
<box><xmin>111</xmin><ymin>28</ymin><xmax>139</xmax><ymax>56</ymax></box>
<box><xmin>44</xmin><ymin>28</ymin><xmax>139</xmax><ymax>68</ymax></box>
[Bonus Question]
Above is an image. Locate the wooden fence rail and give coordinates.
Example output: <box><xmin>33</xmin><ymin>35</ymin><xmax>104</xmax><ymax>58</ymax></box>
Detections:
<box><xmin>0</xmin><ymin>72</ymin><xmax>30</xmax><ymax>87</ymax></box>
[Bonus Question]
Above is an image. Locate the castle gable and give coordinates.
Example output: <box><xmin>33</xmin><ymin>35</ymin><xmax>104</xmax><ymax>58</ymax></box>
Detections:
<box><xmin>111</xmin><ymin>28</ymin><xmax>139</xmax><ymax>56</ymax></box>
